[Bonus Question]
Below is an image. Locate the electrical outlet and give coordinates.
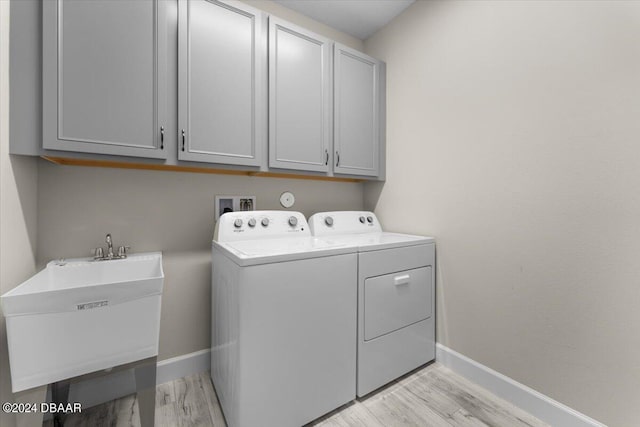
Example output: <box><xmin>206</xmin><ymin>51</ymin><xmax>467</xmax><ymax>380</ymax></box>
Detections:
<box><xmin>215</xmin><ymin>196</ymin><xmax>256</xmax><ymax>220</ymax></box>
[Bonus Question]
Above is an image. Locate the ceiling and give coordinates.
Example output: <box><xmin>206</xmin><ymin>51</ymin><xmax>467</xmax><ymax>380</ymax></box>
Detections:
<box><xmin>273</xmin><ymin>0</ymin><xmax>415</xmax><ymax>40</ymax></box>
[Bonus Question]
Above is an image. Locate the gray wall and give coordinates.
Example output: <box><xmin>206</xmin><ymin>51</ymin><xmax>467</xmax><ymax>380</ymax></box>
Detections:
<box><xmin>364</xmin><ymin>1</ymin><xmax>640</xmax><ymax>426</ymax></box>
<box><xmin>0</xmin><ymin>1</ymin><xmax>39</xmax><ymax>425</ymax></box>
<box><xmin>37</xmin><ymin>162</ymin><xmax>364</xmax><ymax>359</ymax></box>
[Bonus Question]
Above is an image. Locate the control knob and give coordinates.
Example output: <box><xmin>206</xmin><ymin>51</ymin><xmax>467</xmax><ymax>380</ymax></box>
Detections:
<box><xmin>248</xmin><ymin>218</ymin><xmax>256</xmax><ymax>228</ymax></box>
<box><xmin>261</xmin><ymin>218</ymin><xmax>269</xmax><ymax>227</ymax></box>
<box><xmin>325</xmin><ymin>217</ymin><xmax>334</xmax><ymax>226</ymax></box>
<box><xmin>234</xmin><ymin>219</ymin><xmax>243</xmax><ymax>228</ymax></box>
<box><xmin>359</xmin><ymin>216</ymin><xmax>366</xmax><ymax>224</ymax></box>
<box><xmin>367</xmin><ymin>216</ymin><xmax>374</xmax><ymax>224</ymax></box>
<box><xmin>288</xmin><ymin>216</ymin><xmax>298</xmax><ymax>227</ymax></box>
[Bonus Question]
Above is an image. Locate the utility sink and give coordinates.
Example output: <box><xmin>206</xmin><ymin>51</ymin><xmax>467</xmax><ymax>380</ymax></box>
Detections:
<box><xmin>1</xmin><ymin>252</ymin><xmax>164</xmax><ymax>392</ymax></box>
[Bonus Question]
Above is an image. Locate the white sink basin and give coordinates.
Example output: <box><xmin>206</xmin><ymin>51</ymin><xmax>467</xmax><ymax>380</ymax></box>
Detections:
<box><xmin>1</xmin><ymin>252</ymin><xmax>164</xmax><ymax>392</ymax></box>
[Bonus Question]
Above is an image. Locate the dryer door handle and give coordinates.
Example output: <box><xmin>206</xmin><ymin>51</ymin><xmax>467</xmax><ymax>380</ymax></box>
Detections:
<box><xmin>394</xmin><ymin>274</ymin><xmax>411</xmax><ymax>286</ymax></box>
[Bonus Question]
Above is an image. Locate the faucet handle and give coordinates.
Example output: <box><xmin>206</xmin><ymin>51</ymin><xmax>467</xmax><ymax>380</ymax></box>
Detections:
<box><xmin>117</xmin><ymin>245</ymin><xmax>131</xmax><ymax>257</ymax></box>
<box><xmin>92</xmin><ymin>247</ymin><xmax>104</xmax><ymax>258</ymax></box>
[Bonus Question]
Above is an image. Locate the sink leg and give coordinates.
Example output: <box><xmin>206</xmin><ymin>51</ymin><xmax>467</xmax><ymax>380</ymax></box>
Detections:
<box><xmin>14</xmin><ymin>385</ymin><xmax>46</xmax><ymax>427</ymax></box>
<box><xmin>134</xmin><ymin>356</ymin><xmax>157</xmax><ymax>427</ymax></box>
<box><xmin>51</xmin><ymin>380</ymin><xmax>70</xmax><ymax>427</ymax></box>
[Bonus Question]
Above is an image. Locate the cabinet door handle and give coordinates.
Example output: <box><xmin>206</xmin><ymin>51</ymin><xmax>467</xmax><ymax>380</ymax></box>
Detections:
<box><xmin>335</xmin><ymin>151</ymin><xmax>340</xmax><ymax>167</ymax></box>
<box><xmin>325</xmin><ymin>149</ymin><xmax>329</xmax><ymax>165</ymax></box>
<box><xmin>181</xmin><ymin>129</ymin><xmax>185</xmax><ymax>152</ymax></box>
<box><xmin>160</xmin><ymin>126</ymin><xmax>164</xmax><ymax>150</ymax></box>
<box><xmin>394</xmin><ymin>274</ymin><xmax>411</xmax><ymax>286</ymax></box>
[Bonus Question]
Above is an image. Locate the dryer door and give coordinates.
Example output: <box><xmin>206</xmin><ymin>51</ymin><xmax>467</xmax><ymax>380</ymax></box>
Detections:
<box><xmin>364</xmin><ymin>266</ymin><xmax>432</xmax><ymax>341</ymax></box>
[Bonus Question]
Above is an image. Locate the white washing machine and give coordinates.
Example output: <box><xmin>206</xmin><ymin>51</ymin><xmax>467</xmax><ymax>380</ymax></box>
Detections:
<box><xmin>309</xmin><ymin>211</ymin><xmax>435</xmax><ymax>397</ymax></box>
<box><xmin>211</xmin><ymin>211</ymin><xmax>357</xmax><ymax>427</ymax></box>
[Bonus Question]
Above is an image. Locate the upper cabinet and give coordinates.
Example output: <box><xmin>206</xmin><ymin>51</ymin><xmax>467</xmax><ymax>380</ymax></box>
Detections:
<box><xmin>42</xmin><ymin>0</ymin><xmax>168</xmax><ymax>159</ymax></box>
<box><xmin>268</xmin><ymin>18</ymin><xmax>332</xmax><ymax>173</ymax></box>
<box><xmin>333</xmin><ymin>44</ymin><xmax>381</xmax><ymax>177</ymax></box>
<box><xmin>178</xmin><ymin>0</ymin><xmax>265</xmax><ymax>166</ymax></box>
<box><xmin>33</xmin><ymin>2</ymin><xmax>385</xmax><ymax>179</ymax></box>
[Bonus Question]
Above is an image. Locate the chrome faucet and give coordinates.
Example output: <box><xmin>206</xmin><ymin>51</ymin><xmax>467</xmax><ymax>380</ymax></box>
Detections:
<box><xmin>105</xmin><ymin>233</ymin><xmax>114</xmax><ymax>258</ymax></box>
<box><xmin>93</xmin><ymin>233</ymin><xmax>130</xmax><ymax>261</ymax></box>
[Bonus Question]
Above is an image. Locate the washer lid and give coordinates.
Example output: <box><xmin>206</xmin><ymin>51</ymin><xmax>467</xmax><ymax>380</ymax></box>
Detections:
<box><xmin>213</xmin><ymin>236</ymin><xmax>356</xmax><ymax>266</ymax></box>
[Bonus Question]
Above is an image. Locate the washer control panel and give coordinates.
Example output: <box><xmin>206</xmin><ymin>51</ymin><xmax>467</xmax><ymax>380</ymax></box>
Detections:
<box><xmin>215</xmin><ymin>211</ymin><xmax>310</xmax><ymax>242</ymax></box>
<box><xmin>308</xmin><ymin>211</ymin><xmax>383</xmax><ymax>236</ymax></box>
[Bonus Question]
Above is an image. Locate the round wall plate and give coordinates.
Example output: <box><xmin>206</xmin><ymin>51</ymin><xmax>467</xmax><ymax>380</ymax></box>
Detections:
<box><xmin>279</xmin><ymin>191</ymin><xmax>295</xmax><ymax>208</ymax></box>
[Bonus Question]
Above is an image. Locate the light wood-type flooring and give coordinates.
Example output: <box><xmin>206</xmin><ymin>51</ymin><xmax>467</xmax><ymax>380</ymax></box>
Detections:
<box><xmin>44</xmin><ymin>362</ymin><xmax>548</xmax><ymax>427</ymax></box>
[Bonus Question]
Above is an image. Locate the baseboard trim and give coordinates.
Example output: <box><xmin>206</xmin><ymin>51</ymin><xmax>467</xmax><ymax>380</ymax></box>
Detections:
<box><xmin>435</xmin><ymin>343</ymin><xmax>606</xmax><ymax>427</ymax></box>
<box><xmin>156</xmin><ymin>348</ymin><xmax>211</xmax><ymax>385</ymax></box>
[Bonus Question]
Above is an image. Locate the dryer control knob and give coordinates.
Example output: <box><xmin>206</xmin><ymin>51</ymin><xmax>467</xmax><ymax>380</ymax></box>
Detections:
<box><xmin>261</xmin><ymin>218</ymin><xmax>269</xmax><ymax>227</ymax></box>
<box><xmin>325</xmin><ymin>217</ymin><xmax>334</xmax><ymax>226</ymax></box>
<box><xmin>248</xmin><ymin>218</ymin><xmax>256</xmax><ymax>228</ymax></box>
<box><xmin>367</xmin><ymin>216</ymin><xmax>374</xmax><ymax>224</ymax></box>
<box><xmin>288</xmin><ymin>216</ymin><xmax>298</xmax><ymax>227</ymax></box>
<box><xmin>359</xmin><ymin>216</ymin><xmax>366</xmax><ymax>224</ymax></box>
<box><xmin>234</xmin><ymin>219</ymin><xmax>243</xmax><ymax>228</ymax></box>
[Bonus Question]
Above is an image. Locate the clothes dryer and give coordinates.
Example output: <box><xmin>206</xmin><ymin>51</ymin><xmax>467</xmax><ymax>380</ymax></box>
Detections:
<box><xmin>309</xmin><ymin>211</ymin><xmax>435</xmax><ymax>397</ymax></box>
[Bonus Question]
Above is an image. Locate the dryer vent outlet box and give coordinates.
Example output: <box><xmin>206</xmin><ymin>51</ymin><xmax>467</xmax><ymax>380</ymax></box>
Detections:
<box><xmin>215</xmin><ymin>196</ymin><xmax>256</xmax><ymax>221</ymax></box>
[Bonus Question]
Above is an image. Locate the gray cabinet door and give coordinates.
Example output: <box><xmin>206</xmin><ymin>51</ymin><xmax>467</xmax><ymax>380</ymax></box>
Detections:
<box><xmin>333</xmin><ymin>44</ymin><xmax>380</xmax><ymax>177</ymax></box>
<box><xmin>43</xmin><ymin>0</ymin><xmax>167</xmax><ymax>159</ymax></box>
<box><xmin>269</xmin><ymin>18</ymin><xmax>331</xmax><ymax>173</ymax></box>
<box><xmin>178</xmin><ymin>0</ymin><xmax>265</xmax><ymax>166</ymax></box>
